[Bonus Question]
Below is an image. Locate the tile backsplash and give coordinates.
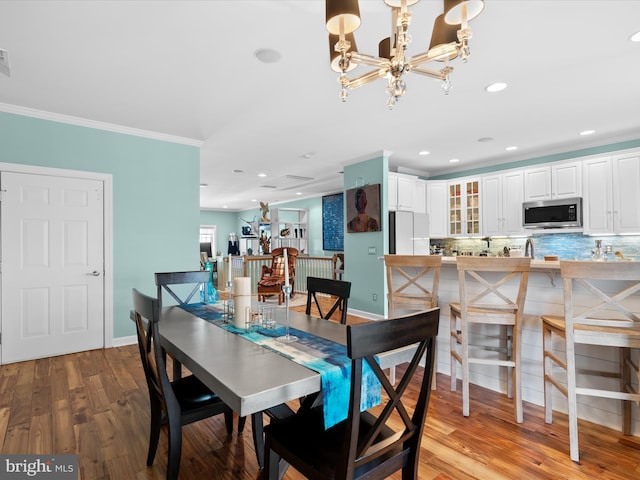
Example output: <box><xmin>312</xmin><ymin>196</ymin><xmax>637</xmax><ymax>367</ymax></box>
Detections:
<box><xmin>431</xmin><ymin>233</ymin><xmax>640</xmax><ymax>260</ymax></box>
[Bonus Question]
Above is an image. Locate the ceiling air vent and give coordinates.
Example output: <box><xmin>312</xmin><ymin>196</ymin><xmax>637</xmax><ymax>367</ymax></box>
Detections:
<box><xmin>285</xmin><ymin>174</ymin><xmax>314</xmax><ymax>181</ymax></box>
<box><xmin>261</xmin><ymin>185</ymin><xmax>277</xmax><ymax>189</ymax></box>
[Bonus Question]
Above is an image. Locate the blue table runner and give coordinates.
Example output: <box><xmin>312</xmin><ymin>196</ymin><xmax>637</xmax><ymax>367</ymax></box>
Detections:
<box><xmin>179</xmin><ymin>303</ymin><xmax>380</xmax><ymax>428</ymax></box>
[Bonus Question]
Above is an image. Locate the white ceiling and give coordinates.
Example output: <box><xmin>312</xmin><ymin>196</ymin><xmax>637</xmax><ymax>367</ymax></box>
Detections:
<box><xmin>1</xmin><ymin>1</ymin><xmax>639</xmax><ymax>211</ymax></box>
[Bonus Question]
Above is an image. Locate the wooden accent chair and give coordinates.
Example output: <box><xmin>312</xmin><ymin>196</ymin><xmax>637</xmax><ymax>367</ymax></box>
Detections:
<box><xmin>258</xmin><ymin>247</ymin><xmax>298</xmax><ymax>304</ymax></box>
<box><xmin>155</xmin><ymin>271</ymin><xmax>210</xmax><ymax>380</ymax></box>
<box><xmin>384</xmin><ymin>254</ymin><xmax>442</xmax><ymax>387</ymax></box>
<box><xmin>131</xmin><ymin>288</ymin><xmax>234</xmax><ymax>480</ymax></box>
<box><xmin>263</xmin><ymin>308</ymin><xmax>440</xmax><ymax>480</ymax></box>
<box><xmin>450</xmin><ymin>257</ymin><xmax>531</xmax><ymax>423</ymax></box>
<box><xmin>305</xmin><ymin>276</ymin><xmax>351</xmax><ymax>325</ymax></box>
<box><xmin>541</xmin><ymin>260</ymin><xmax>640</xmax><ymax>462</ymax></box>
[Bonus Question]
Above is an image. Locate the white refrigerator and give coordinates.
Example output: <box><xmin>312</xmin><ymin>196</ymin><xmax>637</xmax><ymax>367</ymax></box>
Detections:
<box><xmin>389</xmin><ymin>211</ymin><xmax>430</xmax><ymax>255</ymax></box>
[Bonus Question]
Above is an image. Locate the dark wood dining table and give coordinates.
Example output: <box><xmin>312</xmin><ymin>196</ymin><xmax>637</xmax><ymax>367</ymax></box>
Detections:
<box><xmin>155</xmin><ymin>304</ymin><xmax>418</xmax><ymax>417</ymax></box>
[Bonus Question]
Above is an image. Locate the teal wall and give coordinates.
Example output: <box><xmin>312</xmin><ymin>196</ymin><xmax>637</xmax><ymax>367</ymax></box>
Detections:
<box><xmin>343</xmin><ymin>154</ymin><xmax>389</xmax><ymax>316</ymax></box>
<box><xmin>0</xmin><ymin>111</ymin><xmax>200</xmax><ymax>338</ymax></box>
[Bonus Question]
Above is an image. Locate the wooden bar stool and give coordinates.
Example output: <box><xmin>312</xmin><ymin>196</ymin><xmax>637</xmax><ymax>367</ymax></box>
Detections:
<box><xmin>384</xmin><ymin>254</ymin><xmax>441</xmax><ymax>387</ymax></box>
<box><xmin>450</xmin><ymin>257</ymin><xmax>531</xmax><ymax>422</ymax></box>
<box><xmin>541</xmin><ymin>260</ymin><xmax>640</xmax><ymax>462</ymax></box>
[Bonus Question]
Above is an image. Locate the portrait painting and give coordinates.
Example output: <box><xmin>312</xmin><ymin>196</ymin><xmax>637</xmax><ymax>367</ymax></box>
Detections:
<box><xmin>345</xmin><ymin>184</ymin><xmax>381</xmax><ymax>233</ymax></box>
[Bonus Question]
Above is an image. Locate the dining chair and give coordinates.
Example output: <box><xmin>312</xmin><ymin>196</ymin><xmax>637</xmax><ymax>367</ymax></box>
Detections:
<box><xmin>450</xmin><ymin>257</ymin><xmax>531</xmax><ymax>423</ymax></box>
<box><xmin>155</xmin><ymin>270</ymin><xmax>211</xmax><ymax>380</ymax></box>
<box><xmin>131</xmin><ymin>288</ymin><xmax>234</xmax><ymax>480</ymax></box>
<box><xmin>305</xmin><ymin>276</ymin><xmax>351</xmax><ymax>325</ymax></box>
<box><xmin>541</xmin><ymin>260</ymin><xmax>640</xmax><ymax>462</ymax></box>
<box><xmin>263</xmin><ymin>308</ymin><xmax>440</xmax><ymax>480</ymax></box>
<box><xmin>384</xmin><ymin>254</ymin><xmax>441</xmax><ymax>387</ymax></box>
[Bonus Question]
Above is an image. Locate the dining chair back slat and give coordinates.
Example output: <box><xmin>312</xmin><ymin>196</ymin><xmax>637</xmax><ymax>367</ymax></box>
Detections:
<box><xmin>132</xmin><ymin>288</ymin><xmax>234</xmax><ymax>480</ymax></box>
<box><xmin>155</xmin><ymin>271</ymin><xmax>210</xmax><ymax>307</ymax></box>
<box><xmin>305</xmin><ymin>276</ymin><xmax>351</xmax><ymax>325</ymax></box>
<box><xmin>154</xmin><ymin>270</ymin><xmax>211</xmax><ymax>379</ymax></box>
<box><xmin>263</xmin><ymin>308</ymin><xmax>440</xmax><ymax>480</ymax></box>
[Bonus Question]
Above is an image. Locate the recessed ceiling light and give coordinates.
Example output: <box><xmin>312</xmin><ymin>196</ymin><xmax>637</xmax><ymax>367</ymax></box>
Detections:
<box><xmin>254</xmin><ymin>48</ymin><xmax>281</xmax><ymax>64</ymax></box>
<box><xmin>223</xmin><ymin>205</ymin><xmax>228</xmax><ymax>209</ymax></box>
<box><xmin>631</xmin><ymin>31</ymin><xmax>640</xmax><ymax>42</ymax></box>
<box><xmin>579</xmin><ymin>130</ymin><xmax>595</xmax><ymax>136</ymax></box>
<box><xmin>258</xmin><ymin>173</ymin><xmax>267</xmax><ymax>177</ymax></box>
<box><xmin>449</xmin><ymin>158</ymin><xmax>460</xmax><ymax>163</ymax></box>
<box><xmin>418</xmin><ymin>150</ymin><xmax>430</xmax><ymax>156</ymax></box>
<box><xmin>296</xmin><ymin>192</ymin><xmax>302</xmax><ymax>195</ymax></box>
<box><xmin>200</xmin><ymin>183</ymin><xmax>208</xmax><ymax>188</ymax></box>
<box><xmin>505</xmin><ymin>146</ymin><xmax>518</xmax><ymax>151</ymax></box>
<box><xmin>251</xmin><ymin>199</ymin><xmax>257</xmax><ymax>202</ymax></box>
<box><xmin>301</xmin><ymin>152</ymin><xmax>315</xmax><ymax>159</ymax></box>
<box><xmin>477</xmin><ymin>137</ymin><xmax>494</xmax><ymax>143</ymax></box>
<box><xmin>485</xmin><ymin>82</ymin><xmax>507</xmax><ymax>93</ymax></box>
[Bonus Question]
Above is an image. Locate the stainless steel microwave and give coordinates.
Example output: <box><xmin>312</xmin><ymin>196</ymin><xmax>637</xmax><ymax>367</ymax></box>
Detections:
<box><xmin>522</xmin><ymin>197</ymin><xmax>582</xmax><ymax>229</ymax></box>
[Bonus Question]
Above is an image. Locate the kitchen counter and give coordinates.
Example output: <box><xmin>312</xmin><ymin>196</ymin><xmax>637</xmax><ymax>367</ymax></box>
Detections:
<box><xmin>440</xmin><ymin>256</ymin><xmax>560</xmax><ymax>270</ymax></box>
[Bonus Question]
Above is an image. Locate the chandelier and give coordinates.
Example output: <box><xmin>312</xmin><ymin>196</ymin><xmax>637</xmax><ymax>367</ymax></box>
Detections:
<box><xmin>326</xmin><ymin>0</ymin><xmax>485</xmax><ymax>108</ymax></box>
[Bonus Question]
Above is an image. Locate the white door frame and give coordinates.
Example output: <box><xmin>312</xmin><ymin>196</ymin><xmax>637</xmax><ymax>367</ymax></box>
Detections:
<box><xmin>0</xmin><ymin>162</ymin><xmax>113</xmax><ymax>349</ymax></box>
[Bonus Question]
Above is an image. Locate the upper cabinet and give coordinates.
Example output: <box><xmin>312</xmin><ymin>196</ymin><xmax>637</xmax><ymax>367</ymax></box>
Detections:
<box><xmin>524</xmin><ymin>161</ymin><xmax>582</xmax><ymax>201</ymax></box>
<box><xmin>583</xmin><ymin>154</ymin><xmax>640</xmax><ymax>234</ymax></box>
<box><xmin>482</xmin><ymin>170</ymin><xmax>524</xmax><ymax>236</ymax></box>
<box><xmin>426</xmin><ymin>181</ymin><xmax>447</xmax><ymax>238</ymax></box>
<box><xmin>388</xmin><ymin>172</ymin><xmax>423</xmax><ymax>212</ymax></box>
<box><xmin>448</xmin><ymin>178</ymin><xmax>481</xmax><ymax>237</ymax></box>
<box><xmin>414</xmin><ymin>179</ymin><xmax>426</xmax><ymax>214</ymax></box>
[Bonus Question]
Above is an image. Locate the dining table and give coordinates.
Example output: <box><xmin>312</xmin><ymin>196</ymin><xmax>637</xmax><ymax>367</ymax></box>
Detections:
<box><xmin>154</xmin><ymin>302</ymin><xmax>419</xmax><ymax>418</ymax></box>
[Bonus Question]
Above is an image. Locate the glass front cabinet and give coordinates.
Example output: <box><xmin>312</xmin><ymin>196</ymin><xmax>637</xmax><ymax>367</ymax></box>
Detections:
<box><xmin>448</xmin><ymin>179</ymin><xmax>481</xmax><ymax>236</ymax></box>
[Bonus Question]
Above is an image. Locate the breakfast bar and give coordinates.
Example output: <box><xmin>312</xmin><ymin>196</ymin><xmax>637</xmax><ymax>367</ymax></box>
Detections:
<box><xmin>424</xmin><ymin>256</ymin><xmax>640</xmax><ymax>435</ymax></box>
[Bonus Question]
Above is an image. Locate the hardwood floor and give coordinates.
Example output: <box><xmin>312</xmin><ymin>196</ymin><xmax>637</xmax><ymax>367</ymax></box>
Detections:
<box><xmin>1</xmin><ymin>302</ymin><xmax>638</xmax><ymax>479</ymax></box>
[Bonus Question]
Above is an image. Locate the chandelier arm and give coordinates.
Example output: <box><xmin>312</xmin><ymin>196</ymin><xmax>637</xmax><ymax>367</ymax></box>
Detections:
<box><xmin>346</xmin><ymin>69</ymin><xmax>389</xmax><ymax>89</ymax></box>
<box><xmin>349</xmin><ymin>52</ymin><xmax>391</xmax><ymax>69</ymax></box>
<box><xmin>409</xmin><ymin>66</ymin><xmax>448</xmax><ymax>81</ymax></box>
<box><xmin>409</xmin><ymin>46</ymin><xmax>459</xmax><ymax>67</ymax></box>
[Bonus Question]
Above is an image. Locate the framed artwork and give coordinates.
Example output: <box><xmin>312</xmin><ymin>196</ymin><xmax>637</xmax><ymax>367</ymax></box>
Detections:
<box><xmin>346</xmin><ymin>184</ymin><xmax>381</xmax><ymax>233</ymax></box>
<box><xmin>322</xmin><ymin>192</ymin><xmax>344</xmax><ymax>251</ymax></box>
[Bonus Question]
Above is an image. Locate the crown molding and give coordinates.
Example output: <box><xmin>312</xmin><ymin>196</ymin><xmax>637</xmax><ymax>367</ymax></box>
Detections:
<box><xmin>0</xmin><ymin>102</ymin><xmax>204</xmax><ymax>147</ymax></box>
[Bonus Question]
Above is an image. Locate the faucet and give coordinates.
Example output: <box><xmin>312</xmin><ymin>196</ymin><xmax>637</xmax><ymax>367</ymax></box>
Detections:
<box><xmin>525</xmin><ymin>238</ymin><xmax>535</xmax><ymax>259</ymax></box>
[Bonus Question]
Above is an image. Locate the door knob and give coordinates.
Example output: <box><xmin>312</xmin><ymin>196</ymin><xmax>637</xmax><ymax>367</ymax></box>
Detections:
<box><xmin>86</xmin><ymin>271</ymin><xmax>101</xmax><ymax>276</ymax></box>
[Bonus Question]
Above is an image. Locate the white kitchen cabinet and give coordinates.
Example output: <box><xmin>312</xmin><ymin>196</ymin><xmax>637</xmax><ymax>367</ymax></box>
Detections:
<box><xmin>524</xmin><ymin>161</ymin><xmax>581</xmax><ymax>201</ymax></box>
<box><xmin>583</xmin><ymin>154</ymin><xmax>640</xmax><ymax>234</ymax></box>
<box><xmin>388</xmin><ymin>172</ymin><xmax>398</xmax><ymax>211</ymax></box>
<box><xmin>397</xmin><ymin>174</ymin><xmax>416</xmax><ymax>211</ymax></box>
<box><xmin>448</xmin><ymin>178</ymin><xmax>481</xmax><ymax>237</ymax></box>
<box><xmin>482</xmin><ymin>170</ymin><xmax>524</xmax><ymax>236</ymax></box>
<box><xmin>426</xmin><ymin>181</ymin><xmax>447</xmax><ymax>238</ymax></box>
<box><xmin>414</xmin><ymin>179</ymin><xmax>426</xmax><ymax>214</ymax></box>
<box><xmin>388</xmin><ymin>172</ymin><xmax>418</xmax><ymax>211</ymax></box>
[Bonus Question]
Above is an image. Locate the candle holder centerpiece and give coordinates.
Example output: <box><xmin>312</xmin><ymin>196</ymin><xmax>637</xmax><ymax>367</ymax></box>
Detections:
<box><xmin>276</xmin><ymin>284</ymin><xmax>297</xmax><ymax>343</ymax></box>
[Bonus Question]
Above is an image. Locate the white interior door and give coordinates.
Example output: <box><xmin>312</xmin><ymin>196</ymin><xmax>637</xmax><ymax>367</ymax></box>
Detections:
<box><xmin>1</xmin><ymin>171</ymin><xmax>105</xmax><ymax>363</ymax></box>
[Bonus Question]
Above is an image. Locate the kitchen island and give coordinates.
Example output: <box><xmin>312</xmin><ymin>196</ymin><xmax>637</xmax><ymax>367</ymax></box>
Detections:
<box><xmin>425</xmin><ymin>256</ymin><xmax>639</xmax><ymax>436</ymax></box>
